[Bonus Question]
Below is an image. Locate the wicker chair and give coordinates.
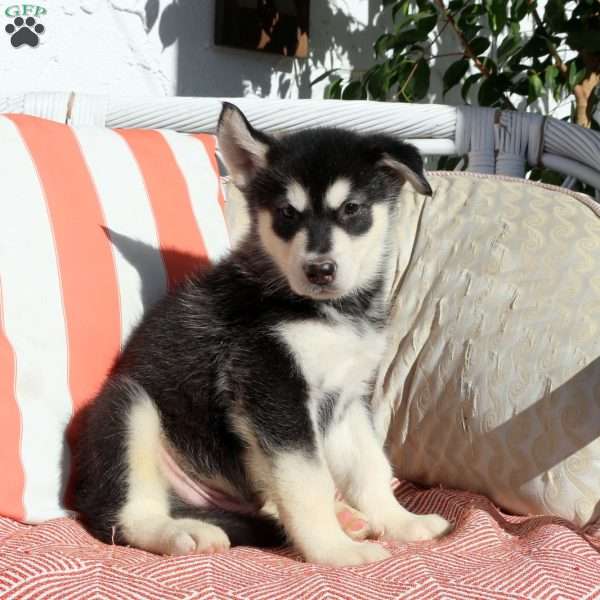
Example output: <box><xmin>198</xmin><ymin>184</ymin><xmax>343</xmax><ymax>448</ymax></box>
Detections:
<box><xmin>2</xmin><ymin>91</ymin><xmax>599</xmax><ymax>198</ymax></box>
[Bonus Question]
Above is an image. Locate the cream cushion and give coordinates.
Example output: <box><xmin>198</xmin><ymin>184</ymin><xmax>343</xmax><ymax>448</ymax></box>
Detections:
<box><xmin>224</xmin><ymin>173</ymin><xmax>600</xmax><ymax>526</ymax></box>
<box><xmin>375</xmin><ymin>172</ymin><xmax>600</xmax><ymax>526</ymax></box>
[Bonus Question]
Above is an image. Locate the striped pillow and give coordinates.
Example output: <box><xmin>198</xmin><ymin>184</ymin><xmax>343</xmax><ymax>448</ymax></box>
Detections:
<box><xmin>0</xmin><ymin>115</ymin><xmax>229</xmax><ymax>523</ymax></box>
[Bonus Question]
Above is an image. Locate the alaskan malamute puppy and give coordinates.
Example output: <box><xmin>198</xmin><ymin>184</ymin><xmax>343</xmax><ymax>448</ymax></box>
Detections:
<box><xmin>74</xmin><ymin>104</ymin><xmax>451</xmax><ymax>566</ymax></box>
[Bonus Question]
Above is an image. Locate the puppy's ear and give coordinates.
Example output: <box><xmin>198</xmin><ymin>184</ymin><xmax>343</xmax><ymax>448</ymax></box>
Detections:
<box><xmin>378</xmin><ymin>142</ymin><xmax>432</xmax><ymax>196</ymax></box>
<box><xmin>217</xmin><ymin>103</ymin><xmax>272</xmax><ymax>188</ymax></box>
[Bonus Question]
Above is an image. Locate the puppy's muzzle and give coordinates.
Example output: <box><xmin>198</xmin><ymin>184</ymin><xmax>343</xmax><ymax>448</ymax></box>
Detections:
<box><xmin>303</xmin><ymin>260</ymin><xmax>337</xmax><ymax>286</ymax></box>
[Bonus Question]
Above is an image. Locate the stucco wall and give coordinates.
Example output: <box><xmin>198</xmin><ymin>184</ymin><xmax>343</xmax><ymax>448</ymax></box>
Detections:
<box><xmin>0</xmin><ymin>1</ymin><xmax>393</xmax><ymax>99</ymax></box>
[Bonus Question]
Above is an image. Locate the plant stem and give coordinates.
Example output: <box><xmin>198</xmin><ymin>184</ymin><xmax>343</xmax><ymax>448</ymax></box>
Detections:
<box><xmin>397</xmin><ymin>59</ymin><xmax>421</xmax><ymax>100</ymax></box>
<box><xmin>528</xmin><ymin>1</ymin><xmax>600</xmax><ymax>128</ymax></box>
<box><xmin>429</xmin><ymin>52</ymin><xmax>465</xmax><ymax>59</ymax></box>
<box><xmin>433</xmin><ymin>0</ymin><xmax>517</xmax><ymax>110</ymax></box>
<box><xmin>528</xmin><ymin>1</ymin><xmax>568</xmax><ymax>77</ymax></box>
<box><xmin>432</xmin><ymin>0</ymin><xmax>492</xmax><ymax>78</ymax></box>
<box><xmin>426</xmin><ymin>17</ymin><xmax>451</xmax><ymax>52</ymax></box>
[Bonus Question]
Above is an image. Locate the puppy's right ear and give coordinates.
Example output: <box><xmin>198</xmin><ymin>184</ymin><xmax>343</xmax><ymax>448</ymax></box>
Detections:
<box><xmin>217</xmin><ymin>103</ymin><xmax>271</xmax><ymax>188</ymax></box>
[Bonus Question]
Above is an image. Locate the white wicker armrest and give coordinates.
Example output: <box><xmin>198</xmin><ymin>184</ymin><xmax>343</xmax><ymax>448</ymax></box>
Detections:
<box><xmin>1</xmin><ymin>92</ymin><xmax>599</xmax><ymax>196</ymax></box>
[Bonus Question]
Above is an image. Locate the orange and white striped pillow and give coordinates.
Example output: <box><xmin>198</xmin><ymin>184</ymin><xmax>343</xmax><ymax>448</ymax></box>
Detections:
<box><xmin>0</xmin><ymin>115</ymin><xmax>229</xmax><ymax>523</ymax></box>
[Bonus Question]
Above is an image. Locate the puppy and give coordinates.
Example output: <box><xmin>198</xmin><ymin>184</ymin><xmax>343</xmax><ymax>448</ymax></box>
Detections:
<box><xmin>74</xmin><ymin>103</ymin><xmax>451</xmax><ymax>566</ymax></box>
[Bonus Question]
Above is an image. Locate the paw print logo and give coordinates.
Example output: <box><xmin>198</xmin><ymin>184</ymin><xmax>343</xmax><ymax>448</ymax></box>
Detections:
<box><xmin>5</xmin><ymin>16</ymin><xmax>45</xmax><ymax>48</ymax></box>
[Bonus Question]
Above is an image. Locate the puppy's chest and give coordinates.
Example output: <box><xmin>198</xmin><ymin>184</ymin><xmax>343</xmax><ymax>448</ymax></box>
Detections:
<box><xmin>277</xmin><ymin>317</ymin><xmax>386</xmax><ymax>393</ymax></box>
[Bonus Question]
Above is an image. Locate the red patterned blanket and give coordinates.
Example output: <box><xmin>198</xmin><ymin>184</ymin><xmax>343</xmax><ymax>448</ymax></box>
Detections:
<box><xmin>1</xmin><ymin>482</ymin><xmax>599</xmax><ymax>599</ymax></box>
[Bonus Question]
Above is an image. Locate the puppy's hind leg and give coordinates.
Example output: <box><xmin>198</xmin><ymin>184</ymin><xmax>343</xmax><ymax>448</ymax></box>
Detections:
<box><xmin>118</xmin><ymin>384</ymin><xmax>230</xmax><ymax>555</ymax></box>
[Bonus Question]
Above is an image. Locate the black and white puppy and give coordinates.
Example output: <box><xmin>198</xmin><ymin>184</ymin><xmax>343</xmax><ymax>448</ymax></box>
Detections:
<box><xmin>74</xmin><ymin>104</ymin><xmax>451</xmax><ymax>566</ymax></box>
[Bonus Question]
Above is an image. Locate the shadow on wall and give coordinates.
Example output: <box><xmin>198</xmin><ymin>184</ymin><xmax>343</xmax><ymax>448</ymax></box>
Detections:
<box><xmin>144</xmin><ymin>0</ymin><xmax>392</xmax><ymax>98</ymax></box>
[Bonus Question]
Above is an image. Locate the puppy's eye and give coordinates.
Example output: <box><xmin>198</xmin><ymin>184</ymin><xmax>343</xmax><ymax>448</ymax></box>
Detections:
<box><xmin>343</xmin><ymin>202</ymin><xmax>361</xmax><ymax>216</ymax></box>
<box><xmin>279</xmin><ymin>205</ymin><xmax>298</xmax><ymax>219</ymax></box>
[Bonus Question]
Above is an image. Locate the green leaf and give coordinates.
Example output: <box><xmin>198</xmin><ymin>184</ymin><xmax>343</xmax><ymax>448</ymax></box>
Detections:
<box><xmin>437</xmin><ymin>155</ymin><xmax>464</xmax><ymax>171</ymax></box>
<box><xmin>461</xmin><ymin>73</ymin><xmax>482</xmax><ymax>101</ymax></box>
<box><xmin>341</xmin><ymin>80</ymin><xmax>365</xmax><ymax>100</ymax></box>
<box><xmin>461</xmin><ymin>24</ymin><xmax>482</xmax><ymax>42</ymax></box>
<box><xmin>462</xmin><ymin>3</ymin><xmax>486</xmax><ymax>19</ymax></box>
<box><xmin>310</xmin><ymin>69</ymin><xmax>340</xmax><ymax>87</ymax></box>
<box><xmin>527</xmin><ymin>72</ymin><xmax>544</xmax><ymax>104</ymax></box>
<box><xmin>544</xmin><ymin>64</ymin><xmax>559</xmax><ymax>89</ymax></box>
<box><xmin>324</xmin><ymin>78</ymin><xmax>342</xmax><ymax>100</ymax></box>
<box><xmin>497</xmin><ymin>34</ymin><xmax>522</xmax><ymax>64</ymax></box>
<box><xmin>374</xmin><ymin>33</ymin><xmax>393</xmax><ymax>58</ymax></box>
<box><xmin>544</xmin><ymin>0</ymin><xmax>566</xmax><ymax>31</ymax></box>
<box><xmin>443</xmin><ymin>59</ymin><xmax>470</xmax><ymax>95</ymax></box>
<box><xmin>520</xmin><ymin>35</ymin><xmax>550</xmax><ymax>58</ymax></box>
<box><xmin>479</xmin><ymin>57</ymin><xmax>498</xmax><ymax>75</ymax></box>
<box><xmin>566</xmin><ymin>61</ymin><xmax>587</xmax><ymax>88</ymax></box>
<box><xmin>412</xmin><ymin>59</ymin><xmax>430</xmax><ymax>100</ymax></box>
<box><xmin>510</xmin><ymin>0</ymin><xmax>529</xmax><ymax>21</ymax></box>
<box><xmin>393</xmin><ymin>28</ymin><xmax>430</xmax><ymax>45</ymax></box>
<box><xmin>478</xmin><ymin>74</ymin><xmax>510</xmax><ymax>106</ymax></box>
<box><xmin>448</xmin><ymin>0</ymin><xmax>464</xmax><ymax>12</ymax></box>
<box><xmin>486</xmin><ymin>0</ymin><xmax>507</xmax><ymax>34</ymax></box>
<box><xmin>470</xmin><ymin>37</ymin><xmax>490</xmax><ymax>56</ymax></box>
<box><xmin>395</xmin><ymin>59</ymin><xmax>430</xmax><ymax>101</ymax></box>
<box><xmin>416</xmin><ymin>13</ymin><xmax>438</xmax><ymax>35</ymax></box>
<box><xmin>513</xmin><ymin>75</ymin><xmax>530</xmax><ymax>96</ymax></box>
<box><xmin>394</xmin><ymin>63</ymin><xmax>415</xmax><ymax>101</ymax></box>
<box><xmin>365</xmin><ymin>65</ymin><xmax>391</xmax><ymax>100</ymax></box>
<box><xmin>392</xmin><ymin>0</ymin><xmax>411</xmax><ymax>22</ymax></box>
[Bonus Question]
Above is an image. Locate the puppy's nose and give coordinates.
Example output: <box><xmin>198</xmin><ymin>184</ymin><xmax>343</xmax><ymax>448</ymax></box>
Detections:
<box><xmin>303</xmin><ymin>260</ymin><xmax>337</xmax><ymax>285</ymax></box>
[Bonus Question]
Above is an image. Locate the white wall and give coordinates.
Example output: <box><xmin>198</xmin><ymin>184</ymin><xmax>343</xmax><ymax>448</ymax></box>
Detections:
<box><xmin>0</xmin><ymin>0</ymin><xmax>392</xmax><ymax>99</ymax></box>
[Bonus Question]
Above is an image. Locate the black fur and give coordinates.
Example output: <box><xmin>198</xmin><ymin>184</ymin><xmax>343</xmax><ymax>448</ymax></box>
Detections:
<box><xmin>74</xmin><ymin>109</ymin><xmax>429</xmax><ymax>551</ymax></box>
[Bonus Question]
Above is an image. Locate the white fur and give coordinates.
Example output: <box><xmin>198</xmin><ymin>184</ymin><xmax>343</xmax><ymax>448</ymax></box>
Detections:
<box><xmin>324</xmin><ymin>178</ymin><xmax>352</xmax><ymax>210</ymax></box>
<box><xmin>270</xmin><ymin>452</ymin><xmax>390</xmax><ymax>566</ymax></box>
<box><xmin>277</xmin><ymin>309</ymin><xmax>452</xmax><ymax>561</ymax></box>
<box><xmin>327</xmin><ymin>203</ymin><xmax>390</xmax><ymax>294</ymax></box>
<box><xmin>118</xmin><ymin>384</ymin><xmax>230</xmax><ymax>555</ymax></box>
<box><xmin>286</xmin><ymin>180</ymin><xmax>309</xmax><ymax>212</ymax></box>
<box><xmin>324</xmin><ymin>401</ymin><xmax>451</xmax><ymax>542</ymax></box>
<box><xmin>278</xmin><ymin>317</ymin><xmax>385</xmax><ymax>393</ymax></box>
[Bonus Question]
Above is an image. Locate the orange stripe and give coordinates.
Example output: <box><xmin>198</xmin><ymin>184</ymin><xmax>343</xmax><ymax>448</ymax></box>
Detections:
<box><xmin>8</xmin><ymin>115</ymin><xmax>122</xmax><ymax>494</ymax></box>
<box><xmin>194</xmin><ymin>134</ymin><xmax>226</xmax><ymax>213</ymax></box>
<box><xmin>0</xmin><ymin>279</ymin><xmax>25</xmax><ymax>521</ymax></box>
<box><xmin>118</xmin><ymin>129</ymin><xmax>209</xmax><ymax>288</ymax></box>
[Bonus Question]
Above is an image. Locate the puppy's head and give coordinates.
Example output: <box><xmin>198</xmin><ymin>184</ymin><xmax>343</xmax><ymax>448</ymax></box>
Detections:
<box><xmin>217</xmin><ymin>102</ymin><xmax>431</xmax><ymax>301</ymax></box>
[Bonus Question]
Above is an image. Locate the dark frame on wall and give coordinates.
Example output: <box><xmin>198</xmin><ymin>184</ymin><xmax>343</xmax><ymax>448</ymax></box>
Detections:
<box><xmin>215</xmin><ymin>1</ymin><xmax>310</xmax><ymax>58</ymax></box>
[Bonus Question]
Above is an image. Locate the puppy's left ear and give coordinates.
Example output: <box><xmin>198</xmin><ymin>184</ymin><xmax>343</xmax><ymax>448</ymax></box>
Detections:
<box><xmin>378</xmin><ymin>142</ymin><xmax>432</xmax><ymax>196</ymax></box>
<box><xmin>217</xmin><ymin>102</ymin><xmax>273</xmax><ymax>188</ymax></box>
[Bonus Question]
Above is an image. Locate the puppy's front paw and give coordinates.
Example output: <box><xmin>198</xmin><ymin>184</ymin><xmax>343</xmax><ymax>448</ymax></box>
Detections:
<box><xmin>306</xmin><ymin>540</ymin><xmax>390</xmax><ymax>567</ymax></box>
<box><xmin>383</xmin><ymin>513</ymin><xmax>452</xmax><ymax>543</ymax></box>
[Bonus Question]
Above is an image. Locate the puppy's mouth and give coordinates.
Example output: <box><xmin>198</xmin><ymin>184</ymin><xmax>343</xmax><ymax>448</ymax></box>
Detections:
<box><xmin>292</xmin><ymin>281</ymin><xmax>345</xmax><ymax>301</ymax></box>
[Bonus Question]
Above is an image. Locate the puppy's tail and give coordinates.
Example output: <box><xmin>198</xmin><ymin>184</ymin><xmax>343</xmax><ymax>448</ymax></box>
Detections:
<box><xmin>171</xmin><ymin>505</ymin><xmax>286</xmax><ymax>548</ymax></box>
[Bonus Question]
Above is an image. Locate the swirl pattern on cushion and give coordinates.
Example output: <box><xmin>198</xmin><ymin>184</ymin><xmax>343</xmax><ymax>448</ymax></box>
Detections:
<box><xmin>375</xmin><ymin>172</ymin><xmax>600</xmax><ymax>526</ymax></box>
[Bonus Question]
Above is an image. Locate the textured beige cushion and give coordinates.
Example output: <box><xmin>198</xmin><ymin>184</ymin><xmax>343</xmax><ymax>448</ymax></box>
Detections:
<box><xmin>224</xmin><ymin>173</ymin><xmax>600</xmax><ymax>526</ymax></box>
<box><xmin>375</xmin><ymin>172</ymin><xmax>600</xmax><ymax>526</ymax></box>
